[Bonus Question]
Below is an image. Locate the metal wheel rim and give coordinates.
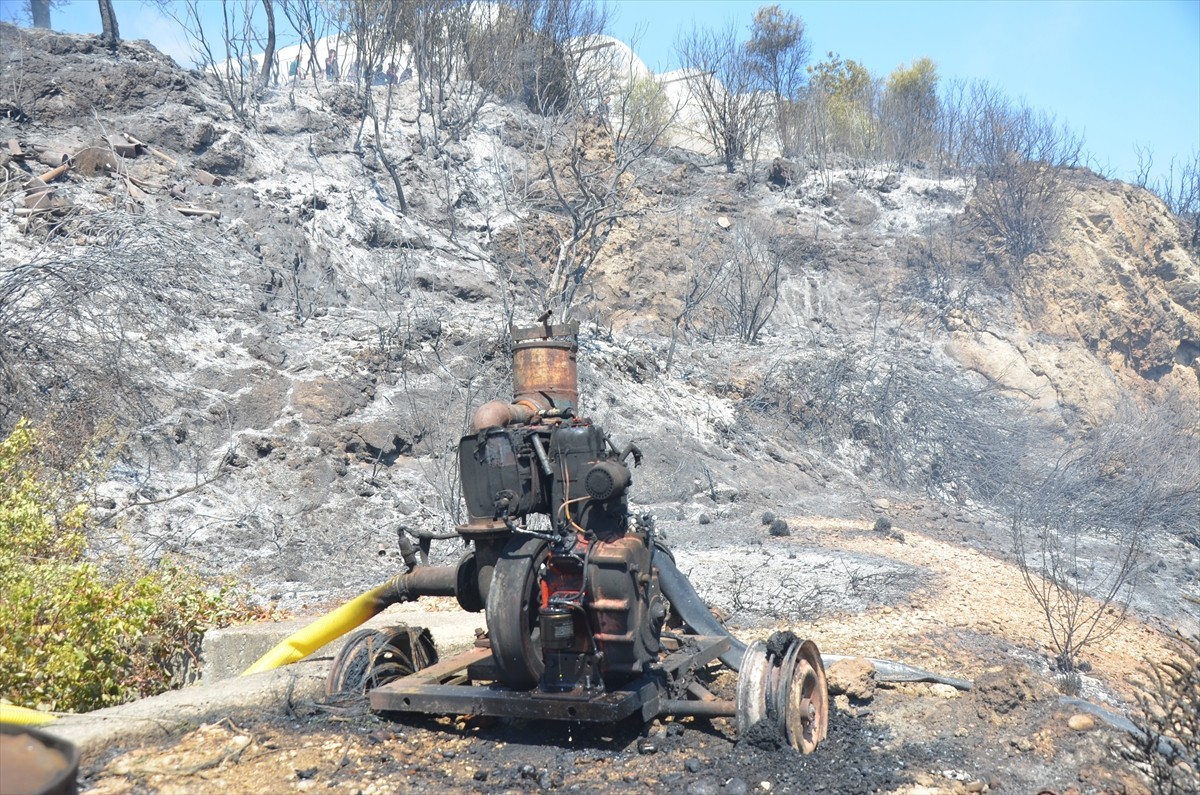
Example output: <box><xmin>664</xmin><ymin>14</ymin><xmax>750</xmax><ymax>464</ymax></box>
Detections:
<box><xmin>797</xmin><ymin>639</ymin><xmax>829</xmax><ymax>746</ymax></box>
<box><xmin>735</xmin><ymin>640</ymin><xmax>771</xmax><ymax>730</ymax></box>
<box><xmin>786</xmin><ymin>658</ymin><xmax>822</xmax><ymax>753</ymax></box>
<box><xmin>771</xmin><ymin>640</ymin><xmax>801</xmax><ymax>725</ymax></box>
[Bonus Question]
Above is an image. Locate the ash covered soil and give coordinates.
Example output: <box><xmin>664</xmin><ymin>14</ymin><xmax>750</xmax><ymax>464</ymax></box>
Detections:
<box><xmin>80</xmin><ymin>688</ymin><xmax>1127</xmax><ymax>795</ymax></box>
<box><xmin>79</xmin><ymin>512</ymin><xmax>1165</xmax><ymax>795</ymax></box>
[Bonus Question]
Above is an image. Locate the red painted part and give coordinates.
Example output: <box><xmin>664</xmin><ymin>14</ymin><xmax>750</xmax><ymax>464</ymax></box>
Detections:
<box><xmin>539</xmin><ymin>532</ymin><xmax>656</xmax><ymax>678</ymax></box>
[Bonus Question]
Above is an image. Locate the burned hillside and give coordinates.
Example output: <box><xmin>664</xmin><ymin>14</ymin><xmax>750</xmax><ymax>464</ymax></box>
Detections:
<box><xmin>2</xmin><ymin>18</ymin><xmax>1199</xmax><ymax>795</ymax></box>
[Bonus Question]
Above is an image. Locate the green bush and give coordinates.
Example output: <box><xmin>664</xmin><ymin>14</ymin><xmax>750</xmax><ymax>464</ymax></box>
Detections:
<box><xmin>0</xmin><ymin>419</ymin><xmax>249</xmax><ymax>712</ymax></box>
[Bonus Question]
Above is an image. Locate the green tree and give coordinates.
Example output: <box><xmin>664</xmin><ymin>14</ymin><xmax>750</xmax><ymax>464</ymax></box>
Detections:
<box><xmin>745</xmin><ymin>4</ymin><xmax>810</xmax><ymax>147</ymax></box>
<box><xmin>881</xmin><ymin>57</ymin><xmax>938</xmax><ymax>163</ymax></box>
<box><xmin>808</xmin><ymin>52</ymin><xmax>878</xmax><ymax>158</ymax></box>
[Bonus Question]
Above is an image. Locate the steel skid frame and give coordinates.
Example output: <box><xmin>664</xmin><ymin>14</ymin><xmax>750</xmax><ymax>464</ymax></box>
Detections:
<box><xmin>368</xmin><ymin>634</ymin><xmax>735</xmax><ymax>723</ymax></box>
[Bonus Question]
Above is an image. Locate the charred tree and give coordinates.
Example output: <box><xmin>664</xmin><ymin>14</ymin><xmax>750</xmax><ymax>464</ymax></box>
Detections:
<box><xmin>260</xmin><ymin>0</ymin><xmax>276</xmax><ymax>85</ymax></box>
<box><xmin>29</xmin><ymin>0</ymin><xmax>50</xmax><ymax>28</ymax></box>
<box><xmin>97</xmin><ymin>0</ymin><xmax>119</xmax><ymax>49</ymax></box>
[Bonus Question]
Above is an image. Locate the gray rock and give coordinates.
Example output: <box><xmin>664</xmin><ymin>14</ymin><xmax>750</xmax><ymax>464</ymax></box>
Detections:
<box><xmin>291</xmin><ymin>376</ymin><xmax>372</xmax><ymax>422</ymax></box>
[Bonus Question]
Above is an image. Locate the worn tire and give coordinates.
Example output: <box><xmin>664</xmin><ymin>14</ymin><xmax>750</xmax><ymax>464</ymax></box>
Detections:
<box><xmin>485</xmin><ymin>535</ymin><xmax>549</xmax><ymax>689</ymax></box>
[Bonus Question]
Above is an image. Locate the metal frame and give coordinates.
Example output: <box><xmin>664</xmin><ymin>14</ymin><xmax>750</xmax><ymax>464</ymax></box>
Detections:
<box><xmin>369</xmin><ymin>635</ymin><xmax>733</xmax><ymax>723</ymax></box>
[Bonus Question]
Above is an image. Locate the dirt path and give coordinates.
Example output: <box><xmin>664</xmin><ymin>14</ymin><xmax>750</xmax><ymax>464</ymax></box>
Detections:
<box><xmin>780</xmin><ymin>515</ymin><xmax>1175</xmax><ymax>702</ymax></box>
<box><xmin>73</xmin><ymin>511</ymin><xmax>1174</xmax><ymax>794</ymax></box>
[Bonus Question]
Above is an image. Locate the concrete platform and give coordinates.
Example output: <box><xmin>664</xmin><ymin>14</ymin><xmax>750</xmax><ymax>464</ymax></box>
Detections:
<box><xmin>41</xmin><ymin>600</ymin><xmax>484</xmax><ymax>763</ymax></box>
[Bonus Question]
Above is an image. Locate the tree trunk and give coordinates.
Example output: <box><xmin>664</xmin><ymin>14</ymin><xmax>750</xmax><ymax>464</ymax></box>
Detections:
<box><xmin>97</xmin><ymin>0</ymin><xmax>119</xmax><ymax>49</ymax></box>
<box><xmin>260</xmin><ymin>0</ymin><xmax>276</xmax><ymax>86</ymax></box>
<box><xmin>29</xmin><ymin>0</ymin><xmax>50</xmax><ymax>28</ymax></box>
<box><xmin>366</xmin><ymin>92</ymin><xmax>408</xmax><ymax>215</ymax></box>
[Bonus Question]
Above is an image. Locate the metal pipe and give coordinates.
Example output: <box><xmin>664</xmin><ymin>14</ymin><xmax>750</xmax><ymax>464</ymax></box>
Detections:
<box><xmin>469</xmin><ymin>400</ymin><xmax>537</xmax><ymax>432</ymax></box>
<box><xmin>403</xmin><ymin>566</ymin><xmax>458</xmax><ymax>597</ymax></box>
<box><xmin>656</xmin><ymin>554</ymin><xmax>747</xmax><ymax>670</ymax></box>
<box><xmin>662</xmin><ymin>699</ymin><xmax>737</xmax><ymax>718</ymax></box>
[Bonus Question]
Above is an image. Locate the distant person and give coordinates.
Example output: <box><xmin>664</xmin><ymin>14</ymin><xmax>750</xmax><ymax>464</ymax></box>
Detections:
<box><xmin>386</xmin><ymin>63</ymin><xmax>397</xmax><ymax>85</ymax></box>
<box><xmin>289</xmin><ymin>53</ymin><xmax>300</xmax><ymax>84</ymax></box>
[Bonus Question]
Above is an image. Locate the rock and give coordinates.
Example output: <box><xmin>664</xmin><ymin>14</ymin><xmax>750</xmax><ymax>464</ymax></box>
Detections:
<box><xmin>973</xmin><ymin>662</ymin><xmax>1055</xmax><ymax>717</ymax></box>
<box><xmin>195</xmin><ymin>130</ymin><xmax>247</xmax><ymax>175</ymax></box>
<box><xmin>411</xmin><ymin>258</ymin><xmax>497</xmax><ymax>302</ymax></box>
<box><xmin>767</xmin><ymin>158</ymin><xmax>800</xmax><ymax>190</ymax></box>
<box><xmin>291</xmin><ymin>377</ymin><xmax>372</xmax><ymax>422</ymax></box>
<box><xmin>685</xmin><ymin>758</ymin><xmax>702</xmax><ymax>773</ymax></box>
<box><xmin>724</xmin><ymin>779</ymin><xmax>748</xmax><ymax>795</ymax></box>
<box><xmin>717</xmin><ymin>216</ymin><xmax>731</xmax><ymax>229</ymax></box>
<box><xmin>827</xmin><ymin>657</ymin><xmax>877</xmax><ymax>701</ymax></box>
<box><xmin>687</xmin><ymin>781</ymin><xmax>718</xmax><ymax>795</ymax></box>
<box><xmin>842</xmin><ymin>194</ymin><xmax>879</xmax><ymax>226</ymax></box>
<box><xmin>351</xmin><ymin>419</ymin><xmax>411</xmax><ymax>464</ymax></box>
<box><xmin>232</xmin><ymin>377</ymin><xmax>288</xmax><ymax>429</ymax></box>
<box><xmin>1067</xmin><ymin>713</ymin><xmax>1096</xmax><ymax>732</ymax></box>
<box><xmin>929</xmin><ymin>683</ymin><xmax>960</xmax><ymax>699</ymax></box>
<box><xmin>247</xmin><ymin>338</ymin><xmax>288</xmax><ymax>367</ymax></box>
<box><xmin>768</xmin><ymin>518</ymin><xmax>790</xmax><ymax>537</ymax></box>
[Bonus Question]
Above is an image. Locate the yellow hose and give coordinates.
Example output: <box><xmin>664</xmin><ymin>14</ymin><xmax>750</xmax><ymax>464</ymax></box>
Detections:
<box><xmin>241</xmin><ymin>581</ymin><xmax>396</xmax><ymax>676</ymax></box>
<box><xmin>0</xmin><ymin>704</ymin><xmax>56</xmax><ymax>726</ymax></box>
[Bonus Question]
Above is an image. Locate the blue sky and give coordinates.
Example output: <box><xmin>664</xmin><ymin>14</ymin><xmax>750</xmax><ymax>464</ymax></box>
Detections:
<box><xmin>8</xmin><ymin>0</ymin><xmax>1198</xmax><ymax>187</ymax></box>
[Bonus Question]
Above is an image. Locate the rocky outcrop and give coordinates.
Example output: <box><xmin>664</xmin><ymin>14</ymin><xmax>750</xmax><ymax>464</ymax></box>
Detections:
<box><xmin>1039</xmin><ymin>174</ymin><xmax>1199</xmax><ymax>394</ymax></box>
<box><xmin>947</xmin><ymin>172</ymin><xmax>1200</xmax><ymax>416</ymax></box>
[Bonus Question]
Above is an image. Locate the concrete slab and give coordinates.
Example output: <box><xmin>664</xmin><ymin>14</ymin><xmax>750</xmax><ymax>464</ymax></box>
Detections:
<box><xmin>39</xmin><ymin>600</ymin><xmax>486</xmax><ymax>764</ymax></box>
<box><xmin>201</xmin><ymin>598</ymin><xmax>485</xmax><ymax>682</ymax></box>
<box><xmin>42</xmin><ymin>663</ymin><xmax>328</xmax><ymax>764</ymax></box>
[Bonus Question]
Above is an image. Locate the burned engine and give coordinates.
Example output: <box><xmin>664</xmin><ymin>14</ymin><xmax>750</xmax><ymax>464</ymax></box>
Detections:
<box><xmin>454</xmin><ymin>323</ymin><xmax>666</xmax><ymax>694</ymax></box>
<box><xmin>303</xmin><ymin>321</ymin><xmax>828</xmax><ymax>754</ymax></box>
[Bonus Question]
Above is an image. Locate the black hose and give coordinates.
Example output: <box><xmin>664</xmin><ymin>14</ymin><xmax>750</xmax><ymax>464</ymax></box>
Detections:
<box><xmin>656</xmin><ymin>554</ymin><xmax>975</xmax><ymax>690</ymax></box>
<box><xmin>1058</xmin><ymin>696</ymin><xmax>1186</xmax><ymax>762</ymax></box>
<box><xmin>656</xmin><ymin>553</ymin><xmax>747</xmax><ymax>670</ymax></box>
<box><xmin>821</xmin><ymin>654</ymin><xmax>973</xmax><ymax>691</ymax></box>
